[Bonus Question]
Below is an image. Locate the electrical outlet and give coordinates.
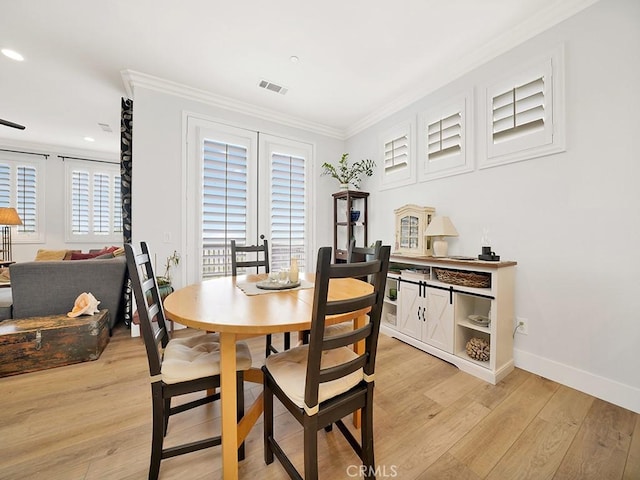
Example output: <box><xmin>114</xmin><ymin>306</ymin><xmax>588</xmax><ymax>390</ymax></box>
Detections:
<box><xmin>516</xmin><ymin>317</ymin><xmax>528</xmax><ymax>335</ymax></box>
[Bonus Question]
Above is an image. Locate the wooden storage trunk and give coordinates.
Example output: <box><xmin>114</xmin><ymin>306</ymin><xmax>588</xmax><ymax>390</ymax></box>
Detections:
<box><xmin>0</xmin><ymin>310</ymin><xmax>109</xmax><ymax>377</ymax></box>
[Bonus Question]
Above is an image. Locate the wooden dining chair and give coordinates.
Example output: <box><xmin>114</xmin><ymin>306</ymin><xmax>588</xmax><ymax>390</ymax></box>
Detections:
<box><xmin>125</xmin><ymin>242</ymin><xmax>253</xmax><ymax>480</ymax></box>
<box><xmin>263</xmin><ymin>244</ymin><xmax>391</xmax><ymax>480</ymax></box>
<box><xmin>230</xmin><ymin>237</ymin><xmax>291</xmax><ymax>357</ymax></box>
<box><xmin>347</xmin><ymin>237</ymin><xmax>382</xmax><ymax>264</ymax></box>
<box><xmin>321</xmin><ymin>239</ymin><xmax>383</xmax><ymax>341</ymax></box>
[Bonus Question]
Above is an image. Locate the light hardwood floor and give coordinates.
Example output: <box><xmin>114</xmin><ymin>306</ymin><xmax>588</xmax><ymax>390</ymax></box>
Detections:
<box><xmin>1</xmin><ymin>324</ymin><xmax>638</xmax><ymax>480</ymax></box>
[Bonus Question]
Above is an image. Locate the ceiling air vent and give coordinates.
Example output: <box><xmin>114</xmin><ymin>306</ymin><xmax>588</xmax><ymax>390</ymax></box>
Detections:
<box><xmin>258</xmin><ymin>79</ymin><xmax>288</xmax><ymax>95</ymax></box>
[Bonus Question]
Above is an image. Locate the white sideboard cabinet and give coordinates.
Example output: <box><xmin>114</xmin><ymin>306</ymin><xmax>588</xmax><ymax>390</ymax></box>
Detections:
<box><xmin>381</xmin><ymin>255</ymin><xmax>517</xmax><ymax>384</ymax></box>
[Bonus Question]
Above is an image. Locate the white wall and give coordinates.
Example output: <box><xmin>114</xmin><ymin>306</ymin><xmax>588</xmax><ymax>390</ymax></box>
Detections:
<box><xmin>347</xmin><ymin>0</ymin><xmax>640</xmax><ymax>412</ymax></box>
<box><xmin>130</xmin><ymin>87</ymin><xmax>345</xmax><ymax>289</ymax></box>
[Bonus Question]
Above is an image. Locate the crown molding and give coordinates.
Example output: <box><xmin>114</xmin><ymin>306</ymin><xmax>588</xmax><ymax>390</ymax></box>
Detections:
<box><xmin>345</xmin><ymin>0</ymin><xmax>599</xmax><ymax>139</ymax></box>
<box><xmin>121</xmin><ymin>70</ymin><xmax>345</xmax><ymax>140</ymax></box>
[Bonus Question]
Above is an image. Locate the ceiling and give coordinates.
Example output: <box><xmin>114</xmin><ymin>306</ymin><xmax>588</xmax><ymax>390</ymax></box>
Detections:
<box><xmin>0</xmin><ymin>0</ymin><xmax>596</xmax><ymax>155</ymax></box>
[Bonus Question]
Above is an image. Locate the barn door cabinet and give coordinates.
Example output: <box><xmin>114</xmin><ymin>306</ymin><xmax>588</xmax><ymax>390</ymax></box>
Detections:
<box><xmin>382</xmin><ymin>255</ymin><xmax>517</xmax><ymax>384</ymax></box>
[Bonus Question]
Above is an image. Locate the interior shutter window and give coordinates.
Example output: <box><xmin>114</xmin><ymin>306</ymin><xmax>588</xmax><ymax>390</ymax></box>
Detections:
<box><xmin>72</xmin><ymin>170</ymin><xmax>90</xmax><ymax>234</ymax></box>
<box><xmin>384</xmin><ymin>134</ymin><xmax>409</xmax><ymax>174</ymax></box>
<box><xmin>66</xmin><ymin>160</ymin><xmax>121</xmax><ymax>242</ymax></box>
<box><xmin>418</xmin><ymin>95</ymin><xmax>472</xmax><ymax>181</ymax></box>
<box><xmin>202</xmin><ymin>139</ymin><xmax>248</xmax><ymax>278</ymax></box>
<box><xmin>492</xmin><ymin>76</ymin><xmax>545</xmax><ymax>143</ymax></box>
<box><xmin>270</xmin><ymin>152</ymin><xmax>306</xmax><ymax>272</ymax></box>
<box><xmin>93</xmin><ymin>173</ymin><xmax>111</xmax><ymax>234</ymax></box>
<box><xmin>428</xmin><ymin>112</ymin><xmax>462</xmax><ymax>161</ymax></box>
<box><xmin>0</xmin><ymin>156</ymin><xmax>43</xmax><ymax>241</ymax></box>
<box><xmin>0</xmin><ymin>164</ymin><xmax>10</xmax><ymax>206</ymax></box>
<box><xmin>482</xmin><ymin>48</ymin><xmax>564</xmax><ymax>167</ymax></box>
<box><xmin>16</xmin><ymin>166</ymin><xmax>37</xmax><ymax>234</ymax></box>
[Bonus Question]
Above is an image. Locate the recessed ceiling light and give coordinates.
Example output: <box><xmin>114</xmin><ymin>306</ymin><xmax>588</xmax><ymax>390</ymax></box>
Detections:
<box><xmin>290</xmin><ymin>55</ymin><xmax>299</xmax><ymax>64</ymax></box>
<box><xmin>1</xmin><ymin>48</ymin><xmax>24</xmax><ymax>62</ymax></box>
<box><xmin>84</xmin><ymin>136</ymin><xmax>95</xmax><ymax>142</ymax></box>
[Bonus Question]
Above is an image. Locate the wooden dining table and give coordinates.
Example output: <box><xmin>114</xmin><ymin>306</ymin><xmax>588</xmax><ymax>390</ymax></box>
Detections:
<box><xmin>163</xmin><ymin>271</ymin><xmax>373</xmax><ymax>480</ymax></box>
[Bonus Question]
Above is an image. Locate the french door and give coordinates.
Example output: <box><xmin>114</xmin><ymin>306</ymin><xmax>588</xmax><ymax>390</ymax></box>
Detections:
<box><xmin>185</xmin><ymin>117</ymin><xmax>313</xmax><ymax>283</ymax></box>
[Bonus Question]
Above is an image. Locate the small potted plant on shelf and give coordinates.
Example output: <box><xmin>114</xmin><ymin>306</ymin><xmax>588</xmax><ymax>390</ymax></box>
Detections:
<box><xmin>321</xmin><ymin>153</ymin><xmax>376</xmax><ymax>190</ymax></box>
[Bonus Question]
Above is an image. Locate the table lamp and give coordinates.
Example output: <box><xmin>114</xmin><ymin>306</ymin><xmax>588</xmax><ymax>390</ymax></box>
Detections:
<box><xmin>424</xmin><ymin>216</ymin><xmax>458</xmax><ymax>257</ymax></box>
<box><xmin>0</xmin><ymin>207</ymin><xmax>23</xmax><ymax>262</ymax></box>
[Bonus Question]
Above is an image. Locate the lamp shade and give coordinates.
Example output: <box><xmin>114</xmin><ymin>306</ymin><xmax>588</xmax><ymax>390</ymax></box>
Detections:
<box><xmin>0</xmin><ymin>207</ymin><xmax>22</xmax><ymax>226</ymax></box>
<box><xmin>424</xmin><ymin>216</ymin><xmax>458</xmax><ymax>237</ymax></box>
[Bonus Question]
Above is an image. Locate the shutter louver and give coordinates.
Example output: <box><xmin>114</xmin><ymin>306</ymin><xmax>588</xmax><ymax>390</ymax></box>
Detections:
<box><xmin>428</xmin><ymin>112</ymin><xmax>462</xmax><ymax>161</ymax></box>
<box><xmin>0</xmin><ymin>164</ymin><xmax>10</xmax><ymax>206</ymax></box>
<box><xmin>492</xmin><ymin>76</ymin><xmax>545</xmax><ymax>143</ymax></box>
<box><xmin>93</xmin><ymin>173</ymin><xmax>110</xmax><ymax>234</ymax></box>
<box><xmin>270</xmin><ymin>153</ymin><xmax>306</xmax><ymax>272</ymax></box>
<box><xmin>72</xmin><ymin>170</ymin><xmax>90</xmax><ymax>235</ymax></box>
<box><xmin>384</xmin><ymin>134</ymin><xmax>409</xmax><ymax>174</ymax></box>
<box><xmin>202</xmin><ymin>139</ymin><xmax>248</xmax><ymax>278</ymax></box>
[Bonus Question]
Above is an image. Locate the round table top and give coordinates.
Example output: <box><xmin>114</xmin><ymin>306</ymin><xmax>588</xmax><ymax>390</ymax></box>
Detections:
<box><xmin>163</xmin><ymin>272</ymin><xmax>373</xmax><ymax>335</ymax></box>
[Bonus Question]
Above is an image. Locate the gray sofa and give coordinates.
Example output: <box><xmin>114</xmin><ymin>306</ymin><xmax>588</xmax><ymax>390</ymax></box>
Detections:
<box><xmin>0</xmin><ymin>256</ymin><xmax>127</xmax><ymax>332</ymax></box>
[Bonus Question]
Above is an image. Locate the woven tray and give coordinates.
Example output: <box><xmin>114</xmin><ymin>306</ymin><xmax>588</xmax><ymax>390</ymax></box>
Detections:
<box><xmin>433</xmin><ymin>268</ymin><xmax>491</xmax><ymax>288</ymax></box>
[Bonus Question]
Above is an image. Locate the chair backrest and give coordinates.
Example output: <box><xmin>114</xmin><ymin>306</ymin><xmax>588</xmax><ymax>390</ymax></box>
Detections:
<box><xmin>347</xmin><ymin>238</ymin><xmax>382</xmax><ymax>264</ymax></box>
<box><xmin>304</xmin><ymin>245</ymin><xmax>391</xmax><ymax>412</ymax></box>
<box><xmin>124</xmin><ymin>242</ymin><xmax>169</xmax><ymax>377</ymax></box>
<box><xmin>230</xmin><ymin>237</ymin><xmax>270</xmax><ymax>276</ymax></box>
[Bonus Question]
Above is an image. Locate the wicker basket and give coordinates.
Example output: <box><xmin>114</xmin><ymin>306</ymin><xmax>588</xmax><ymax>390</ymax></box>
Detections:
<box><xmin>434</xmin><ymin>268</ymin><xmax>491</xmax><ymax>288</ymax></box>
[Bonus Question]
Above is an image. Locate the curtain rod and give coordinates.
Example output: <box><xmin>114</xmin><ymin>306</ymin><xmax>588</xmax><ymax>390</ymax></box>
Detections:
<box><xmin>58</xmin><ymin>155</ymin><xmax>119</xmax><ymax>165</ymax></box>
<box><xmin>0</xmin><ymin>148</ymin><xmax>49</xmax><ymax>159</ymax></box>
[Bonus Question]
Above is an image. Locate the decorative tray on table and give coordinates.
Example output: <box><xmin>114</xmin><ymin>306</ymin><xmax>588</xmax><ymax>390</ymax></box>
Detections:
<box><xmin>256</xmin><ymin>279</ymin><xmax>301</xmax><ymax>290</ymax></box>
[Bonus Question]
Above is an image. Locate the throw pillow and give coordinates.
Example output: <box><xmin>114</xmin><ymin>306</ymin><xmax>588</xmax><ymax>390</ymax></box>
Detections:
<box><xmin>35</xmin><ymin>249</ymin><xmax>69</xmax><ymax>261</ymax></box>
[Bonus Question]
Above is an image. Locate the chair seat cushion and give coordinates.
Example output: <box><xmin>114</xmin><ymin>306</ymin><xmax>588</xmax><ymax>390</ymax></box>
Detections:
<box><xmin>265</xmin><ymin>344</ymin><xmax>363</xmax><ymax>409</ymax></box>
<box><xmin>162</xmin><ymin>333</ymin><xmax>252</xmax><ymax>384</ymax></box>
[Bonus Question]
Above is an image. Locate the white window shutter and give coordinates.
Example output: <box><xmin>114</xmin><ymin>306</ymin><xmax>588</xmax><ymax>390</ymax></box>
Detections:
<box><xmin>380</xmin><ymin>121</ymin><xmax>416</xmax><ymax>190</ymax></box>
<box><xmin>418</xmin><ymin>94</ymin><xmax>472</xmax><ymax>181</ymax></box>
<box><xmin>270</xmin><ymin>152</ymin><xmax>306</xmax><ymax>272</ymax></box>
<box><xmin>482</xmin><ymin>47</ymin><xmax>565</xmax><ymax>168</ymax></box>
<box><xmin>202</xmin><ymin>139</ymin><xmax>248</xmax><ymax>278</ymax></box>
<box><xmin>66</xmin><ymin>160</ymin><xmax>121</xmax><ymax>242</ymax></box>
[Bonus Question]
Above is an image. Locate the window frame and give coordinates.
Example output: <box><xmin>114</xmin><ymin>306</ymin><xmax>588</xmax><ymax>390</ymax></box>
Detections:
<box><xmin>64</xmin><ymin>159</ymin><xmax>123</xmax><ymax>243</ymax></box>
<box><xmin>0</xmin><ymin>152</ymin><xmax>45</xmax><ymax>243</ymax></box>
<box><xmin>379</xmin><ymin>120</ymin><xmax>416</xmax><ymax>190</ymax></box>
<box><xmin>418</xmin><ymin>91</ymin><xmax>473</xmax><ymax>181</ymax></box>
<box><xmin>480</xmin><ymin>45</ymin><xmax>566</xmax><ymax>169</ymax></box>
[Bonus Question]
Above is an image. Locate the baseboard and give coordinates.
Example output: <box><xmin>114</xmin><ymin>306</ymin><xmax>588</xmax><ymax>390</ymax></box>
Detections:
<box><xmin>514</xmin><ymin>348</ymin><xmax>640</xmax><ymax>414</ymax></box>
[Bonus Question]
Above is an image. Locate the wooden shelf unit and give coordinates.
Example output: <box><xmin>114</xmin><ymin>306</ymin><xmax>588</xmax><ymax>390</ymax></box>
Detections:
<box><xmin>332</xmin><ymin>190</ymin><xmax>369</xmax><ymax>263</ymax></box>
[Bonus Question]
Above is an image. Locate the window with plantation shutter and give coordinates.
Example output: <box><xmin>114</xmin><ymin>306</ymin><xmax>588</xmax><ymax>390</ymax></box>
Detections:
<box><xmin>269</xmin><ymin>152</ymin><xmax>306</xmax><ymax>272</ymax></box>
<box><xmin>201</xmin><ymin>138</ymin><xmax>249</xmax><ymax>278</ymax></box>
<box><xmin>384</xmin><ymin>134</ymin><xmax>409</xmax><ymax>174</ymax></box>
<box><xmin>65</xmin><ymin>160</ymin><xmax>122</xmax><ymax>242</ymax></box>
<box><xmin>187</xmin><ymin>119</ymin><xmax>312</xmax><ymax>283</ymax></box>
<box><xmin>380</xmin><ymin>121</ymin><xmax>415</xmax><ymax>189</ymax></box>
<box><xmin>482</xmin><ymin>47</ymin><xmax>565</xmax><ymax>167</ymax></box>
<box><xmin>418</xmin><ymin>94</ymin><xmax>472</xmax><ymax>181</ymax></box>
<box><xmin>0</xmin><ymin>154</ymin><xmax>44</xmax><ymax>242</ymax></box>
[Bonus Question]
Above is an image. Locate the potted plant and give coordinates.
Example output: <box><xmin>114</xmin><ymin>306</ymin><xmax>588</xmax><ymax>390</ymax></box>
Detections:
<box><xmin>157</xmin><ymin>250</ymin><xmax>180</xmax><ymax>287</ymax></box>
<box><xmin>321</xmin><ymin>153</ymin><xmax>375</xmax><ymax>190</ymax></box>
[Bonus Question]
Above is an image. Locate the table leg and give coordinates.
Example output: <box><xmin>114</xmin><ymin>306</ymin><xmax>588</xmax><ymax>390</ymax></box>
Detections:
<box><xmin>353</xmin><ymin>313</ymin><xmax>366</xmax><ymax>428</ymax></box>
<box><xmin>220</xmin><ymin>331</ymin><xmax>239</xmax><ymax>480</ymax></box>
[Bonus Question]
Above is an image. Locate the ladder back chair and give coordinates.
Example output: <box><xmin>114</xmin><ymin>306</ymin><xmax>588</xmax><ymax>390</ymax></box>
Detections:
<box><xmin>263</xmin><ymin>245</ymin><xmax>391</xmax><ymax>480</ymax></box>
<box><xmin>125</xmin><ymin>242</ymin><xmax>252</xmax><ymax>480</ymax></box>
<box><xmin>230</xmin><ymin>236</ymin><xmax>291</xmax><ymax>357</ymax></box>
